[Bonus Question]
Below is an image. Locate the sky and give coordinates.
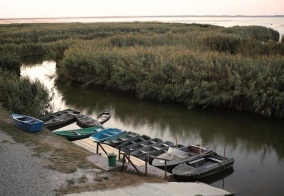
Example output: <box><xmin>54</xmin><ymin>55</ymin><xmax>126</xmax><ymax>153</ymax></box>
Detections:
<box><xmin>0</xmin><ymin>0</ymin><xmax>283</xmax><ymax>18</ymax></box>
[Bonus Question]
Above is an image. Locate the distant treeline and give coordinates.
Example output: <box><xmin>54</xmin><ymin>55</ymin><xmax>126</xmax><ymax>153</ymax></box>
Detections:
<box><xmin>0</xmin><ymin>22</ymin><xmax>283</xmax><ymax>118</ymax></box>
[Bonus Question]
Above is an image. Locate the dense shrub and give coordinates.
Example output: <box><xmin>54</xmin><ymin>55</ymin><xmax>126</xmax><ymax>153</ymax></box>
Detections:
<box><xmin>57</xmin><ymin>42</ymin><xmax>284</xmax><ymax>118</ymax></box>
<box><xmin>0</xmin><ymin>52</ymin><xmax>21</xmax><ymax>74</ymax></box>
<box><xmin>0</xmin><ymin>70</ymin><xmax>50</xmax><ymax>117</ymax></box>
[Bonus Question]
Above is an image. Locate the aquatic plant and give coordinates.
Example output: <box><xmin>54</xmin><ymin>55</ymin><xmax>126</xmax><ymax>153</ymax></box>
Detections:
<box><xmin>0</xmin><ymin>70</ymin><xmax>50</xmax><ymax>117</ymax></box>
<box><xmin>57</xmin><ymin>40</ymin><xmax>284</xmax><ymax>118</ymax></box>
<box><xmin>1</xmin><ymin>22</ymin><xmax>284</xmax><ymax>118</ymax></box>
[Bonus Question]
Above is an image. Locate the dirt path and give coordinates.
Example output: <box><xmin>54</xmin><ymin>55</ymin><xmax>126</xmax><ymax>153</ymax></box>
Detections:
<box><xmin>0</xmin><ymin>130</ymin><xmax>61</xmax><ymax>195</ymax></box>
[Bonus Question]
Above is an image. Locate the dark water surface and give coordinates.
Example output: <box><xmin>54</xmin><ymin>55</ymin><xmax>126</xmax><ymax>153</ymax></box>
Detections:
<box><xmin>21</xmin><ymin>58</ymin><xmax>284</xmax><ymax>196</ymax></box>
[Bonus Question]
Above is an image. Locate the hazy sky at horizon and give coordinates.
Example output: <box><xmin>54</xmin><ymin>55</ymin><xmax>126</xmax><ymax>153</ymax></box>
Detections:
<box><xmin>1</xmin><ymin>0</ymin><xmax>283</xmax><ymax>18</ymax></box>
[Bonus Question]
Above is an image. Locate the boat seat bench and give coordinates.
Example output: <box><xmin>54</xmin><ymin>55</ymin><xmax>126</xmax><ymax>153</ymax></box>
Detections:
<box><xmin>102</xmin><ymin>133</ymin><xmax>112</xmax><ymax>137</ymax></box>
<box><xmin>207</xmin><ymin>156</ymin><xmax>223</xmax><ymax>163</ymax></box>
<box><xmin>189</xmin><ymin>158</ymin><xmax>205</xmax><ymax>164</ymax></box>
<box><xmin>25</xmin><ymin>120</ymin><xmax>35</xmax><ymax>123</ymax></box>
<box><xmin>188</xmin><ymin>158</ymin><xmax>205</xmax><ymax>167</ymax></box>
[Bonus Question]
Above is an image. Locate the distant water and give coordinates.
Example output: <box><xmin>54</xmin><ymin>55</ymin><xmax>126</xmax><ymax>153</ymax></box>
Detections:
<box><xmin>1</xmin><ymin>16</ymin><xmax>284</xmax><ymax>37</ymax></box>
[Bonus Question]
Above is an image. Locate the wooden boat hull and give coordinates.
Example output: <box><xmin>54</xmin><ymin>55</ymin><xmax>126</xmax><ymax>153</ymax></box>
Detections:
<box><xmin>97</xmin><ymin>109</ymin><xmax>111</xmax><ymax>124</ymax></box>
<box><xmin>76</xmin><ymin>114</ymin><xmax>102</xmax><ymax>128</ymax></box>
<box><xmin>53</xmin><ymin>126</ymin><xmax>103</xmax><ymax>141</ymax></box>
<box><xmin>39</xmin><ymin>109</ymin><xmax>80</xmax><ymax>122</ymax></box>
<box><xmin>90</xmin><ymin>128</ymin><xmax>127</xmax><ymax>142</ymax></box>
<box><xmin>151</xmin><ymin>145</ymin><xmax>214</xmax><ymax>171</ymax></box>
<box><xmin>12</xmin><ymin>113</ymin><xmax>43</xmax><ymax>132</ymax></box>
<box><xmin>172</xmin><ymin>154</ymin><xmax>235</xmax><ymax>180</ymax></box>
<box><xmin>43</xmin><ymin>113</ymin><xmax>77</xmax><ymax>128</ymax></box>
<box><xmin>103</xmin><ymin>131</ymin><xmax>140</xmax><ymax>147</ymax></box>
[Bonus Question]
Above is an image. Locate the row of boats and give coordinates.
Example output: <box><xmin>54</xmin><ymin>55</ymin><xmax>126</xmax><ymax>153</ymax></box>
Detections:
<box><xmin>11</xmin><ymin>109</ymin><xmax>235</xmax><ymax>180</ymax></box>
<box><xmin>12</xmin><ymin>108</ymin><xmax>110</xmax><ymax>130</ymax></box>
<box><xmin>91</xmin><ymin>128</ymin><xmax>234</xmax><ymax>180</ymax></box>
<box><xmin>40</xmin><ymin>108</ymin><xmax>111</xmax><ymax>129</ymax></box>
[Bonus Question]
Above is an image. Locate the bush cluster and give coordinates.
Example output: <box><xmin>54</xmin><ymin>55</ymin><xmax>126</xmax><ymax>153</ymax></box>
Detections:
<box><xmin>0</xmin><ymin>70</ymin><xmax>50</xmax><ymax>117</ymax></box>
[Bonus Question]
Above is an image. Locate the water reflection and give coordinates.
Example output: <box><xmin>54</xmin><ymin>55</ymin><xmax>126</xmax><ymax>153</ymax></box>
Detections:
<box><xmin>174</xmin><ymin>167</ymin><xmax>235</xmax><ymax>184</ymax></box>
<box><xmin>21</xmin><ymin>59</ymin><xmax>284</xmax><ymax>196</ymax></box>
<box><xmin>55</xmin><ymin>79</ymin><xmax>284</xmax><ymax>160</ymax></box>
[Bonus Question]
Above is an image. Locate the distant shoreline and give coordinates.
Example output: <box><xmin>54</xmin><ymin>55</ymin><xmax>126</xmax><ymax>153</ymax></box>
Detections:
<box><xmin>1</xmin><ymin>15</ymin><xmax>284</xmax><ymax>20</ymax></box>
<box><xmin>1</xmin><ymin>16</ymin><xmax>283</xmax><ymax>36</ymax></box>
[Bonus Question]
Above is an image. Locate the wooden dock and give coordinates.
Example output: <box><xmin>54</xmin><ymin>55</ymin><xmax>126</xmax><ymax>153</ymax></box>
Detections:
<box><xmin>73</xmin><ymin>138</ymin><xmax>171</xmax><ymax>178</ymax></box>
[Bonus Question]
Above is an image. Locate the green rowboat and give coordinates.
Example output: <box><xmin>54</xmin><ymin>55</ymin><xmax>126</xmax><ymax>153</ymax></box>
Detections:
<box><xmin>53</xmin><ymin>126</ymin><xmax>103</xmax><ymax>141</ymax></box>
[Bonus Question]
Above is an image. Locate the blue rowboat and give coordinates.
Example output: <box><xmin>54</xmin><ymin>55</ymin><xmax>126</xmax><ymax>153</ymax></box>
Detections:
<box><xmin>12</xmin><ymin>113</ymin><xmax>43</xmax><ymax>132</ymax></box>
<box><xmin>90</xmin><ymin>128</ymin><xmax>126</xmax><ymax>142</ymax></box>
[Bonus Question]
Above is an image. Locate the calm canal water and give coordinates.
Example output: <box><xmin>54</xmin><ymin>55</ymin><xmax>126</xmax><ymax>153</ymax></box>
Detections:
<box><xmin>21</xmin><ymin>57</ymin><xmax>284</xmax><ymax>196</ymax></box>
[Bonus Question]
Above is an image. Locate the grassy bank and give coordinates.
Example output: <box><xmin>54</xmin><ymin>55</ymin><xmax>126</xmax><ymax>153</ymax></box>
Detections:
<box><xmin>0</xmin><ymin>22</ymin><xmax>284</xmax><ymax>118</ymax></box>
<box><xmin>0</xmin><ymin>107</ymin><xmax>165</xmax><ymax>195</ymax></box>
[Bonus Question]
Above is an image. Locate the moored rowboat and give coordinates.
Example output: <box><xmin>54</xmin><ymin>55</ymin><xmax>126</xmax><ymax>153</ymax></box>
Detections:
<box><xmin>172</xmin><ymin>154</ymin><xmax>235</xmax><ymax>180</ymax></box>
<box><xmin>90</xmin><ymin>128</ymin><xmax>127</xmax><ymax>142</ymax></box>
<box><xmin>103</xmin><ymin>131</ymin><xmax>140</xmax><ymax>147</ymax></box>
<box><xmin>130</xmin><ymin>141</ymin><xmax>175</xmax><ymax>161</ymax></box>
<box><xmin>76</xmin><ymin>114</ymin><xmax>102</xmax><ymax>128</ymax></box>
<box><xmin>39</xmin><ymin>109</ymin><xmax>80</xmax><ymax>122</ymax></box>
<box><xmin>151</xmin><ymin>145</ymin><xmax>214</xmax><ymax>171</ymax></box>
<box><xmin>117</xmin><ymin>135</ymin><xmax>152</xmax><ymax>150</ymax></box>
<box><xmin>97</xmin><ymin>109</ymin><xmax>111</xmax><ymax>124</ymax></box>
<box><xmin>119</xmin><ymin>138</ymin><xmax>163</xmax><ymax>154</ymax></box>
<box><xmin>52</xmin><ymin>126</ymin><xmax>103</xmax><ymax>141</ymax></box>
<box><xmin>43</xmin><ymin>113</ymin><xmax>77</xmax><ymax>128</ymax></box>
<box><xmin>12</xmin><ymin>113</ymin><xmax>43</xmax><ymax>132</ymax></box>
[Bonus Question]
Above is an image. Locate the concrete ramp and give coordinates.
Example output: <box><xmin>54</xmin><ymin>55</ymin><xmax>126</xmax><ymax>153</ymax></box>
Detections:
<box><xmin>65</xmin><ymin>182</ymin><xmax>232</xmax><ymax>196</ymax></box>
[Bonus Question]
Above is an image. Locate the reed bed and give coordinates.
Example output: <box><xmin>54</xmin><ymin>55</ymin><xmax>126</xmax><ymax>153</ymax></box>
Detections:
<box><xmin>0</xmin><ymin>22</ymin><xmax>283</xmax><ymax>118</ymax></box>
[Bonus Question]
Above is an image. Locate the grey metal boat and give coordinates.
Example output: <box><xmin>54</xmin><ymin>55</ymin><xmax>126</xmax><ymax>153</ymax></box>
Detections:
<box><xmin>119</xmin><ymin>137</ymin><xmax>163</xmax><ymax>154</ymax></box>
<box><xmin>117</xmin><ymin>135</ymin><xmax>151</xmax><ymax>150</ymax></box>
<box><xmin>130</xmin><ymin>141</ymin><xmax>175</xmax><ymax>162</ymax></box>
<box><xmin>43</xmin><ymin>112</ymin><xmax>77</xmax><ymax>128</ymax></box>
<box><xmin>172</xmin><ymin>153</ymin><xmax>235</xmax><ymax>180</ymax></box>
<box><xmin>151</xmin><ymin>145</ymin><xmax>214</xmax><ymax>171</ymax></box>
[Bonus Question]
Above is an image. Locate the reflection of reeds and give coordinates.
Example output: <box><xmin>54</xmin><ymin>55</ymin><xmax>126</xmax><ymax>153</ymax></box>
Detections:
<box><xmin>46</xmin><ymin>73</ymin><xmax>56</xmax><ymax>80</ymax></box>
